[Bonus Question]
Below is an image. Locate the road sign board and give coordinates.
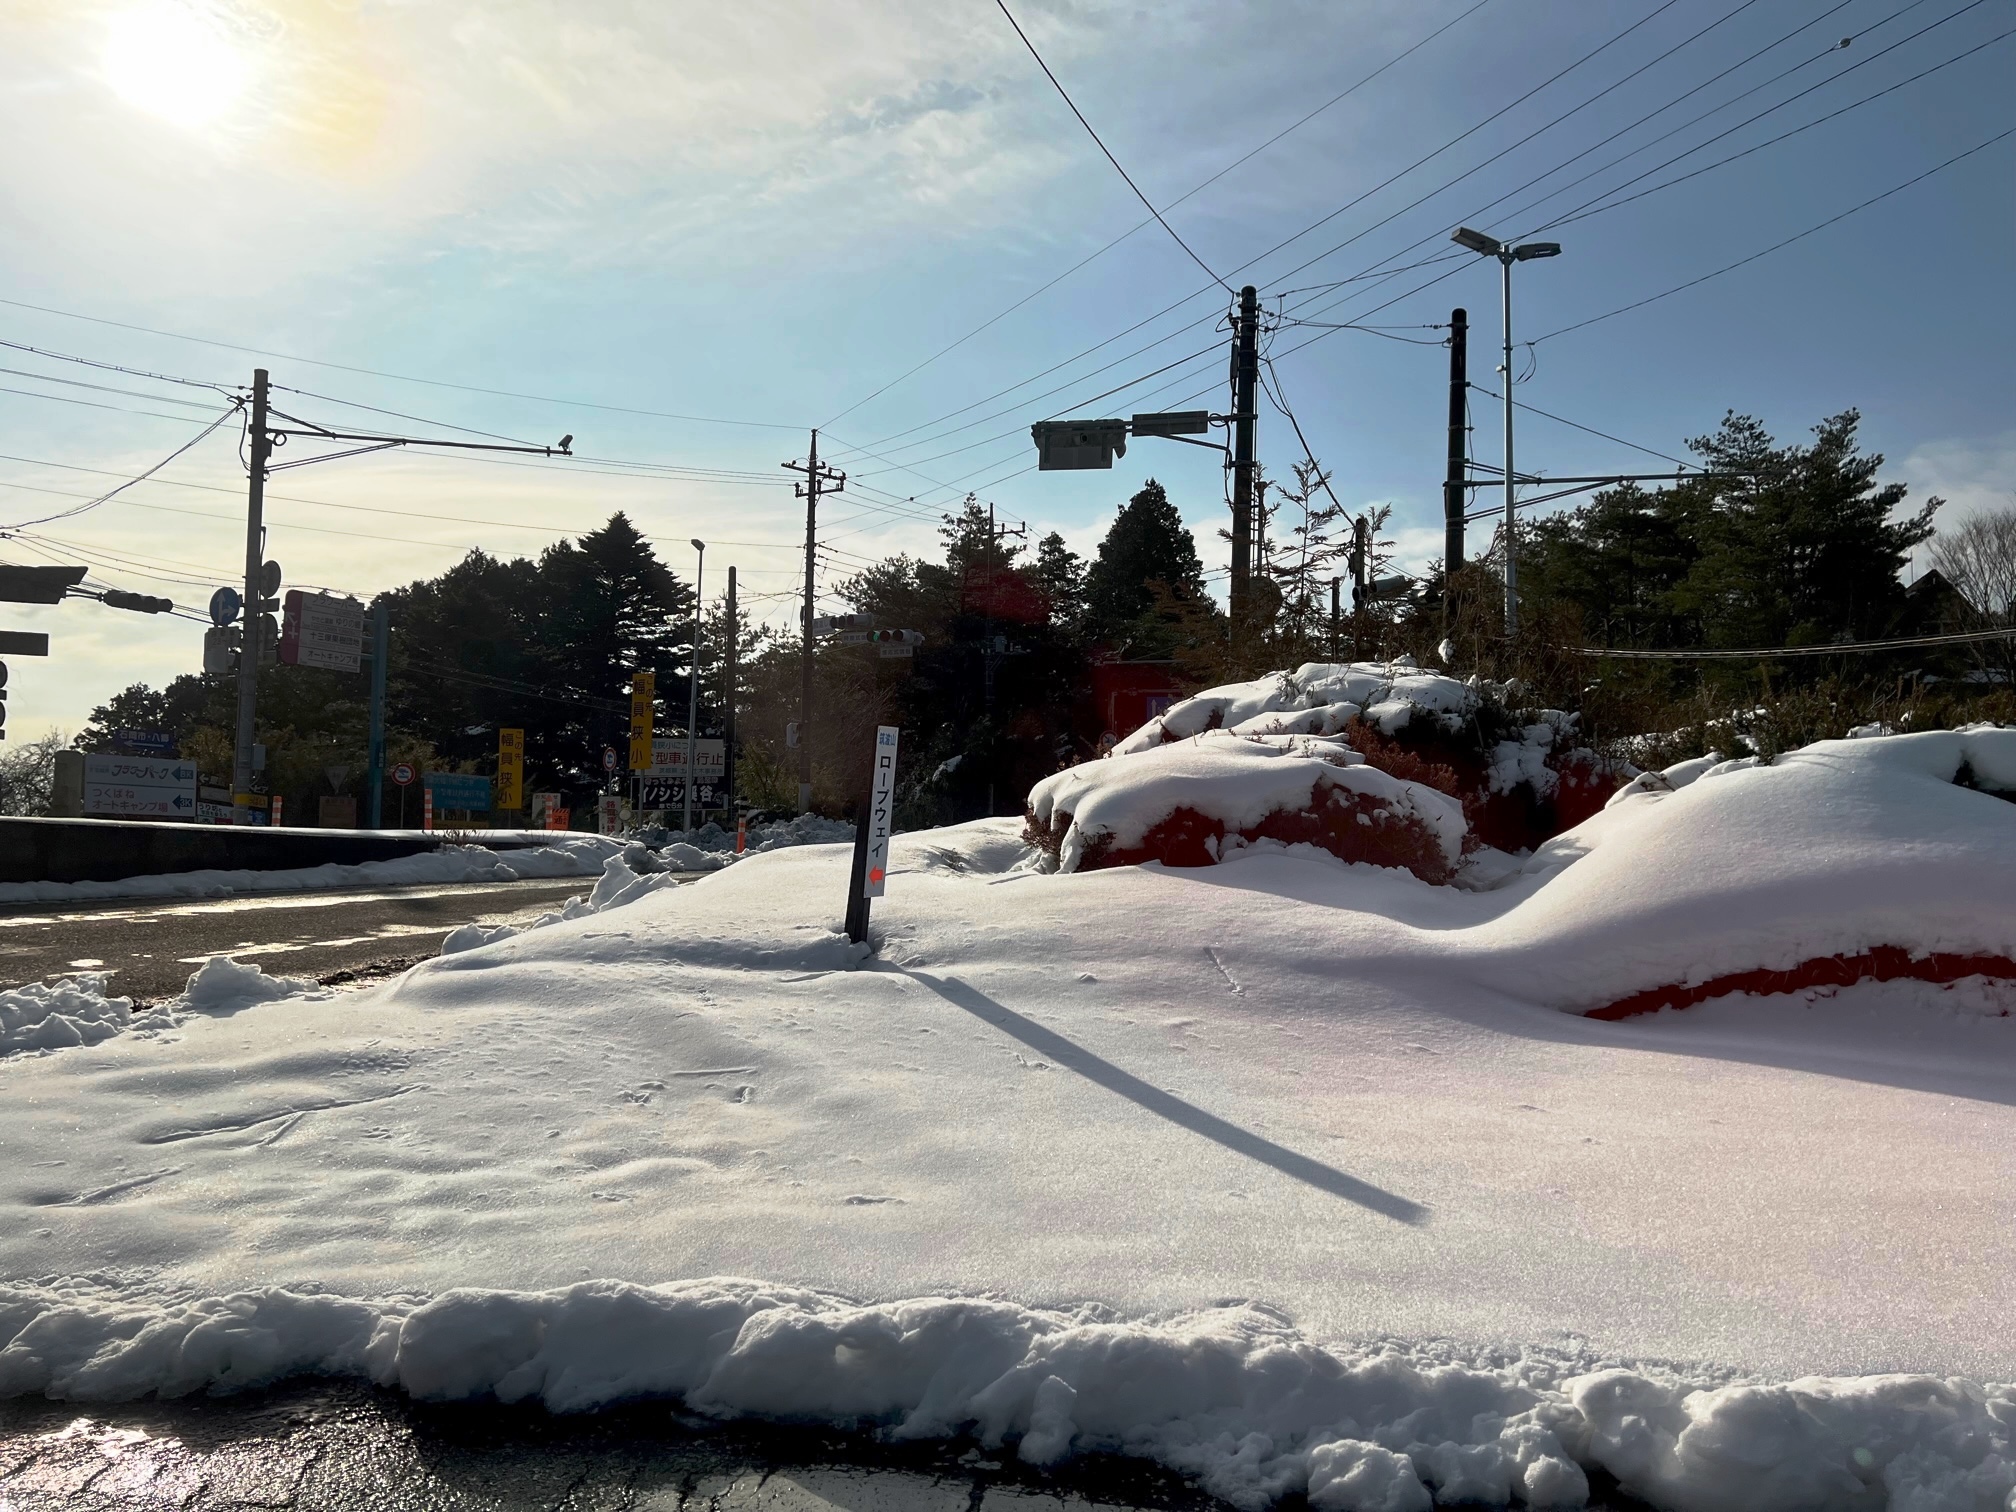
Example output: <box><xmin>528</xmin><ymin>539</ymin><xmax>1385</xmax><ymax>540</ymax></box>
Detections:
<box><xmin>279</xmin><ymin>590</ymin><xmax>365</xmax><ymax>672</ymax></box>
<box><xmin>602</xmin><ymin>747</ymin><xmax>618</xmax><ymax>773</ymax></box>
<box><xmin>114</xmin><ymin>728</ymin><xmax>177</xmax><ymax>757</ymax></box>
<box><xmin>0</xmin><ymin>632</ymin><xmax>49</xmax><ymax>657</ymax></box>
<box><xmin>259</xmin><ymin>560</ymin><xmax>282</xmax><ymax>598</ymax></box>
<box><xmin>82</xmin><ymin>753</ymin><xmax>197</xmax><ymax>820</ymax></box>
<box><xmin>391</xmin><ymin>762</ymin><xmax>416</xmax><ymax>786</ymax></box>
<box><xmin>877</xmin><ymin>643</ymin><xmax>913</xmax><ymax>658</ymax></box>
<box><xmin>424</xmin><ymin>772</ymin><xmax>491</xmax><ymax>811</ymax></box>
<box><xmin>629</xmin><ymin>671</ymin><xmax>655</xmax><ymax>769</ymax></box>
<box><xmin>863</xmin><ymin>725</ymin><xmax>900</xmax><ymax>898</ymax></box>
<box><xmin>638</xmin><ymin>780</ymin><xmax>722</xmax><ymax>809</ymax></box>
<box><xmin>497</xmin><ymin>729</ymin><xmax>525</xmax><ymax>810</ymax></box>
<box><xmin>208</xmin><ymin>586</ymin><xmax>242</xmax><ymax>627</ymax></box>
<box><xmin>837</xmin><ymin>630</ymin><xmax>869</xmax><ymax>644</ymax></box>
<box><xmin>644</xmin><ymin>738</ymin><xmax>725</xmax><ymax>780</ymax></box>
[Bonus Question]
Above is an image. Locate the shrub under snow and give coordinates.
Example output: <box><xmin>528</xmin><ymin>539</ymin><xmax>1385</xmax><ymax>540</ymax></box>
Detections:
<box><xmin>1030</xmin><ymin>661</ymin><xmax>1625</xmax><ymax>880</ymax></box>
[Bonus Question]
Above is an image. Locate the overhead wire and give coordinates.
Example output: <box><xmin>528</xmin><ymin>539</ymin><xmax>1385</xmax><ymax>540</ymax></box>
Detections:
<box><xmin>2</xmin><ymin>406</ymin><xmax>241</xmax><ymax>530</ymax></box>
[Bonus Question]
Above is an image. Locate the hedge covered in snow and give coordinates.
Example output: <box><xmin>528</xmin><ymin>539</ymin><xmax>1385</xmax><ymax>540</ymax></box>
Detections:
<box><xmin>1027</xmin><ymin>660</ymin><xmax>1627</xmax><ymax>881</ymax></box>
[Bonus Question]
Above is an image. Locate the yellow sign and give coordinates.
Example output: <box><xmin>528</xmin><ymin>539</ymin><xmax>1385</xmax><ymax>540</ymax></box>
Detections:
<box><xmin>497</xmin><ymin>727</ymin><xmax>525</xmax><ymax>810</ymax></box>
<box><xmin>628</xmin><ymin>671</ymin><xmax>655</xmax><ymax>770</ymax></box>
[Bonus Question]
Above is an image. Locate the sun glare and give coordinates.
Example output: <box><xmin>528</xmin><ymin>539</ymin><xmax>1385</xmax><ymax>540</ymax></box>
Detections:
<box><xmin>103</xmin><ymin>1</ymin><xmax>249</xmax><ymax>127</ymax></box>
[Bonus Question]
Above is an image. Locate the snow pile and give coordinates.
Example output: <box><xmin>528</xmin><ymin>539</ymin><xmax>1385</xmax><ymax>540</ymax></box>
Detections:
<box><xmin>176</xmin><ymin>955</ymin><xmax>316</xmax><ymax>1015</ymax></box>
<box><xmin>1</xmin><ymin>957</ymin><xmax>320</xmax><ymax>1057</ymax></box>
<box><xmin>0</xmin><ymin>1278</ymin><xmax>2009</xmax><ymax>1512</ymax></box>
<box><xmin>0</xmin><ymin>835</ymin><xmax>626</xmax><ymax>905</ymax></box>
<box><xmin>1027</xmin><ymin>731</ymin><xmax>1465</xmax><ymax>882</ymax></box>
<box><xmin>630</xmin><ymin>814</ymin><xmax>859</xmax><ymax>861</ymax></box>
<box><xmin>1037</xmin><ymin>662</ymin><xmax>1620</xmax><ymax>877</ymax></box>
<box><xmin>0</xmin><ymin>975</ymin><xmax>167</xmax><ymax>1056</ymax></box>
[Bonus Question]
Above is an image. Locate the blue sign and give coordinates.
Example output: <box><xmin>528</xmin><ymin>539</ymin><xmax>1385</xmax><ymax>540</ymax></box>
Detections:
<box><xmin>114</xmin><ymin>728</ymin><xmax>177</xmax><ymax>757</ymax></box>
<box><xmin>208</xmin><ymin>586</ymin><xmax>242</xmax><ymax>627</ymax></box>
<box><xmin>423</xmin><ymin>772</ymin><xmax>492</xmax><ymax>811</ymax></box>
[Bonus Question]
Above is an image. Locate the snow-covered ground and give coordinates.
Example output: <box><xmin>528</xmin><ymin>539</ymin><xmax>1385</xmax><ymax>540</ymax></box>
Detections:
<box><xmin>3</xmin><ymin>730</ymin><xmax>2014</xmax><ymax>1511</ymax></box>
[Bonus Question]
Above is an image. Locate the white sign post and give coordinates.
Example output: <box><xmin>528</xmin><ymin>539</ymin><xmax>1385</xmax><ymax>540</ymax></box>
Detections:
<box><xmin>82</xmin><ymin>754</ymin><xmax>198</xmax><ymax>820</ymax></box>
<box><xmin>844</xmin><ymin>725</ymin><xmax>900</xmax><ymax>943</ymax></box>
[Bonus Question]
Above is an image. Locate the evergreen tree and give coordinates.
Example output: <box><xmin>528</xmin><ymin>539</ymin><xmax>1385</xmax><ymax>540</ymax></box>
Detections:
<box><xmin>1083</xmin><ymin>479</ymin><xmax>1207</xmax><ymax>649</ymax></box>
<box><xmin>1031</xmin><ymin>531</ymin><xmax>1087</xmax><ymax>633</ymax></box>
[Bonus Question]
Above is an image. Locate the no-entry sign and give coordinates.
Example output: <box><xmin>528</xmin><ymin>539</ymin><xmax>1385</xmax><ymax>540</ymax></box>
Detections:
<box><xmin>391</xmin><ymin>763</ymin><xmax>416</xmax><ymax>787</ymax></box>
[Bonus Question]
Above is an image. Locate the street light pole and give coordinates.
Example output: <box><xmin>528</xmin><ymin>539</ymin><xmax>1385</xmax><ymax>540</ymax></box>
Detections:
<box><xmin>685</xmin><ymin>538</ymin><xmax>705</xmax><ymax>834</ymax></box>
<box><xmin>1452</xmin><ymin>228</ymin><xmax>1559</xmax><ymax>640</ymax></box>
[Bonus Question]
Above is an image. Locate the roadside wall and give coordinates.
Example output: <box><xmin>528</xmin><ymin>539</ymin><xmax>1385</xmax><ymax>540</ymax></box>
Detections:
<box><xmin>0</xmin><ymin>818</ymin><xmax>556</xmax><ymax>885</ymax></box>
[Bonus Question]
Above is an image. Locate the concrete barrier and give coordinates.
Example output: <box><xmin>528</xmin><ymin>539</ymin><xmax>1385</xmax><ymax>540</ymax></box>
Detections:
<box><xmin>0</xmin><ymin>817</ymin><xmax>566</xmax><ymax>886</ymax></box>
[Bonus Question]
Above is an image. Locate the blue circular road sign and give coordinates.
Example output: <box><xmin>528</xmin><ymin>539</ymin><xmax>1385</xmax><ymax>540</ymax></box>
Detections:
<box><xmin>208</xmin><ymin>586</ymin><xmax>242</xmax><ymax>627</ymax></box>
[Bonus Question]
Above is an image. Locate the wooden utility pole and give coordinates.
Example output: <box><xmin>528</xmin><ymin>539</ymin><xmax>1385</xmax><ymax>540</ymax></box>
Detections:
<box><xmin>724</xmin><ymin>565</ymin><xmax>738</xmax><ymax>818</ymax></box>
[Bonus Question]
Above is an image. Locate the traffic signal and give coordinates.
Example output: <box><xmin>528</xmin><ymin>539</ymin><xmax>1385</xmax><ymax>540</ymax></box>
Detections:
<box><xmin>101</xmin><ymin>589</ymin><xmax>175</xmax><ymax>614</ymax></box>
<box><xmin>0</xmin><ymin>565</ymin><xmax>86</xmax><ymax>604</ymax></box>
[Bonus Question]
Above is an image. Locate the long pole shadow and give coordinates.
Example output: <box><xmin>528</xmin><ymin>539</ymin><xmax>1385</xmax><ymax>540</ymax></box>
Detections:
<box><xmin>900</xmin><ymin>970</ymin><xmax>1429</xmax><ymax>1226</ymax></box>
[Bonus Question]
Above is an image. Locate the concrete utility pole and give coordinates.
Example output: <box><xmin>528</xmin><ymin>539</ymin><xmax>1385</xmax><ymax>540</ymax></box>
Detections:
<box><xmin>366</xmin><ymin>598</ymin><xmax>388</xmax><ymax>827</ymax></box>
<box><xmin>684</xmin><ymin>538</ymin><xmax>705</xmax><ymax>834</ymax></box>
<box><xmin>723</xmin><ymin>565</ymin><xmax>737</xmax><ymax>817</ymax></box>
<box><xmin>1442</xmin><ymin>308</ymin><xmax>1468</xmax><ymax>592</ymax></box>
<box><xmin>1228</xmin><ymin>285</ymin><xmax>1259</xmax><ymax>623</ymax></box>
<box><xmin>785</xmin><ymin>430</ymin><xmax>845</xmax><ymax>814</ymax></box>
<box><xmin>232</xmin><ymin>368</ymin><xmax>272</xmax><ymax>815</ymax></box>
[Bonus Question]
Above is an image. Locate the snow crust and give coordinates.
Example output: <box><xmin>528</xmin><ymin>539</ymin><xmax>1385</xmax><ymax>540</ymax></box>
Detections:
<box><xmin>4</xmin><ymin>733</ymin><xmax>2016</xmax><ymax>1510</ymax></box>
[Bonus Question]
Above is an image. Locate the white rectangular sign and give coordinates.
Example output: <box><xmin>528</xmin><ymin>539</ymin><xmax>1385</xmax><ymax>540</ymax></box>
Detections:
<box><xmin>281</xmin><ymin>590</ymin><xmax>365</xmax><ymax>672</ymax></box>
<box><xmin>644</xmin><ymin>738</ymin><xmax>725</xmax><ymax>780</ymax></box>
<box><xmin>83</xmin><ymin>753</ymin><xmax>197</xmax><ymax>819</ymax></box>
<box><xmin>862</xmin><ymin>724</ymin><xmax>900</xmax><ymax>899</ymax></box>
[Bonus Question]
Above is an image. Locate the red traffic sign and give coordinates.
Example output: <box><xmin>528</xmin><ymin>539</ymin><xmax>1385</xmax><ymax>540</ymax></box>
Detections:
<box><xmin>391</xmin><ymin>763</ymin><xmax>416</xmax><ymax>787</ymax></box>
<box><xmin>602</xmin><ymin>747</ymin><xmax>618</xmax><ymax>772</ymax></box>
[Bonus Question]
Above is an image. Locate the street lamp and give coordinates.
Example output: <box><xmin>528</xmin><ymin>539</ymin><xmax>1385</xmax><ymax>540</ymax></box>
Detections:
<box><xmin>1452</xmin><ymin>226</ymin><xmax>1560</xmax><ymax>637</ymax></box>
<box><xmin>685</xmin><ymin>538</ymin><xmax>705</xmax><ymax>835</ymax></box>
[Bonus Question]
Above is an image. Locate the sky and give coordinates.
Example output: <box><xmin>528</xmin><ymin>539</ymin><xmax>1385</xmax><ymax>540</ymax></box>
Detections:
<box><xmin>0</xmin><ymin>0</ymin><xmax>2010</xmax><ymax>737</ymax></box>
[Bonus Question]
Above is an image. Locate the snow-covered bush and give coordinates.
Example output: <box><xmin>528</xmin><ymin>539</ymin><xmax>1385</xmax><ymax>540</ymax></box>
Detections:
<box><xmin>1031</xmin><ymin>661</ymin><xmax>1627</xmax><ymax>879</ymax></box>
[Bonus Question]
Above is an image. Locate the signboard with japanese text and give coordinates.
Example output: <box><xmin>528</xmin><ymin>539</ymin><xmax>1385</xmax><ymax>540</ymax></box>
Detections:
<box><xmin>497</xmin><ymin>728</ymin><xmax>525</xmax><ymax>810</ymax></box>
<box><xmin>423</xmin><ymin>771</ymin><xmax>491</xmax><ymax>811</ymax></box>
<box><xmin>628</xmin><ymin>671</ymin><xmax>655</xmax><ymax>769</ymax></box>
<box><xmin>83</xmin><ymin>754</ymin><xmax>197</xmax><ymax>819</ymax></box>
<box><xmin>644</xmin><ymin>738</ymin><xmax>724</xmax><ymax>780</ymax></box>
<box><xmin>862</xmin><ymin>725</ymin><xmax>900</xmax><ymax>898</ymax></box>
<box><xmin>637</xmin><ymin>779</ymin><xmax>722</xmax><ymax>809</ymax></box>
<box><xmin>278</xmin><ymin>590</ymin><xmax>365</xmax><ymax>672</ymax></box>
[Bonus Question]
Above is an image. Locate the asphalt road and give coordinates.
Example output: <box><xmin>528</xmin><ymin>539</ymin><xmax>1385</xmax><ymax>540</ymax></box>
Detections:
<box><xmin>0</xmin><ymin>878</ymin><xmax>614</xmax><ymax>1003</ymax></box>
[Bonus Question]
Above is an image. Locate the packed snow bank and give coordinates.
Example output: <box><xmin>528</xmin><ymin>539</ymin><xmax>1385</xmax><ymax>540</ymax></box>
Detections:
<box><xmin>0</xmin><ymin>1278</ymin><xmax>2009</xmax><ymax>1512</ymax></box>
<box><xmin>0</xmin><ymin>835</ymin><xmax>626</xmax><ymax>905</ymax></box>
<box><xmin>176</xmin><ymin>955</ymin><xmax>316</xmax><ymax>1015</ymax></box>
<box><xmin>628</xmin><ymin>813</ymin><xmax>859</xmax><ymax>858</ymax></box>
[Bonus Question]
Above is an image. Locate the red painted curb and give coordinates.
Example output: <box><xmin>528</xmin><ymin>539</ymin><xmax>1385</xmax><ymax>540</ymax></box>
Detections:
<box><xmin>1586</xmin><ymin>947</ymin><xmax>2016</xmax><ymax>1020</ymax></box>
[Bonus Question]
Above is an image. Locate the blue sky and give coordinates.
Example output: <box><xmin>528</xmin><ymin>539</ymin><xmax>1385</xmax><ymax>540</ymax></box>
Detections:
<box><xmin>1</xmin><ymin>0</ymin><xmax>2010</xmax><ymax>735</ymax></box>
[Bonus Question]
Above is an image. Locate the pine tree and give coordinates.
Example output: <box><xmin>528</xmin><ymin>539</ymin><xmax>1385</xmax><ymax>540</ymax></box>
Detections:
<box><xmin>1083</xmin><ymin>479</ymin><xmax>1207</xmax><ymax>649</ymax></box>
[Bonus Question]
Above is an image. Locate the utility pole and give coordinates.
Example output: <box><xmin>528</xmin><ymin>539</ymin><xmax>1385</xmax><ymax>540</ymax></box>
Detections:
<box><xmin>1228</xmin><ymin>285</ymin><xmax>1259</xmax><ymax>625</ymax></box>
<box><xmin>366</xmin><ymin>598</ymin><xmax>388</xmax><ymax>827</ymax></box>
<box><xmin>684</xmin><ymin>539</ymin><xmax>705</xmax><ymax>834</ymax></box>
<box><xmin>724</xmin><ymin>566</ymin><xmax>738</xmax><ymax>819</ymax></box>
<box><xmin>784</xmin><ymin>430</ymin><xmax>844</xmax><ymax>814</ymax></box>
<box><xmin>1499</xmin><ymin>257</ymin><xmax>1518</xmax><ymax>637</ymax></box>
<box><xmin>232</xmin><ymin>369</ymin><xmax>273</xmax><ymax>816</ymax></box>
<box><xmin>1329</xmin><ymin>577</ymin><xmax>1341</xmax><ymax>660</ymax></box>
<box><xmin>1442</xmin><ymin>308</ymin><xmax>1468</xmax><ymax>602</ymax></box>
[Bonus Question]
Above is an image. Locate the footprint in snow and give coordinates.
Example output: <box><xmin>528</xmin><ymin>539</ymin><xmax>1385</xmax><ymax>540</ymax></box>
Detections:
<box><xmin>1076</xmin><ymin>972</ymin><xmax>1097</xmax><ymax>983</ymax></box>
<box><xmin>843</xmin><ymin>1194</ymin><xmax>904</xmax><ymax>1206</ymax></box>
<box><xmin>590</xmin><ymin>1191</ymin><xmax>634</xmax><ymax>1203</ymax></box>
<box><xmin>731</xmin><ymin>1085</ymin><xmax>755</xmax><ymax>1103</ymax></box>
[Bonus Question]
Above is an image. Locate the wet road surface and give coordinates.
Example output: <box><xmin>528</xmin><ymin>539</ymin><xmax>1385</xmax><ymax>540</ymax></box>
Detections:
<box><xmin>0</xmin><ymin>879</ymin><xmax>619</xmax><ymax>1002</ymax></box>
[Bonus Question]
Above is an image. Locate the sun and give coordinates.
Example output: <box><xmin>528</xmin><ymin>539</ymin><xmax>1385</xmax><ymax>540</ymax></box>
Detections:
<box><xmin>103</xmin><ymin>1</ymin><xmax>249</xmax><ymax>127</ymax></box>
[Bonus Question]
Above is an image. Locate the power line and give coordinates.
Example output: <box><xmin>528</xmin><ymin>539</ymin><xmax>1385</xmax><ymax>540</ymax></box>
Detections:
<box><xmin>1534</xmin><ymin>127</ymin><xmax>2015</xmax><ymax>342</ymax></box>
<box><xmin>0</xmin><ymin>364</ymin><xmax>231</xmax><ymax>412</ymax></box>
<box><xmin>2</xmin><ymin>407</ymin><xmax>241</xmax><ymax>530</ymax></box>
<box><xmin>0</xmin><ymin>382</ymin><xmax>232</xmax><ymax>426</ymax></box>
<box><xmin>0</xmin><ymin>296</ymin><xmax>805</xmax><ymax>430</ymax></box>
<box><xmin>992</xmin><ymin>0</ymin><xmax>1230</xmax><ymax>293</ymax></box>
<box><xmin>817</xmin><ymin>0</ymin><xmax>1492</xmax><ymax>429</ymax></box>
<box><xmin>0</xmin><ymin>336</ymin><xmax>235</xmax><ymax>392</ymax></box>
<box><xmin>1584</xmin><ymin>627</ymin><xmax>2016</xmax><ymax>659</ymax></box>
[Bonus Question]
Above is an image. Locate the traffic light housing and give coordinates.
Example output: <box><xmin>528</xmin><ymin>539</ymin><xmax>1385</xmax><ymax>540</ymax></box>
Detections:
<box><xmin>101</xmin><ymin>588</ymin><xmax>175</xmax><ymax>614</ymax></box>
